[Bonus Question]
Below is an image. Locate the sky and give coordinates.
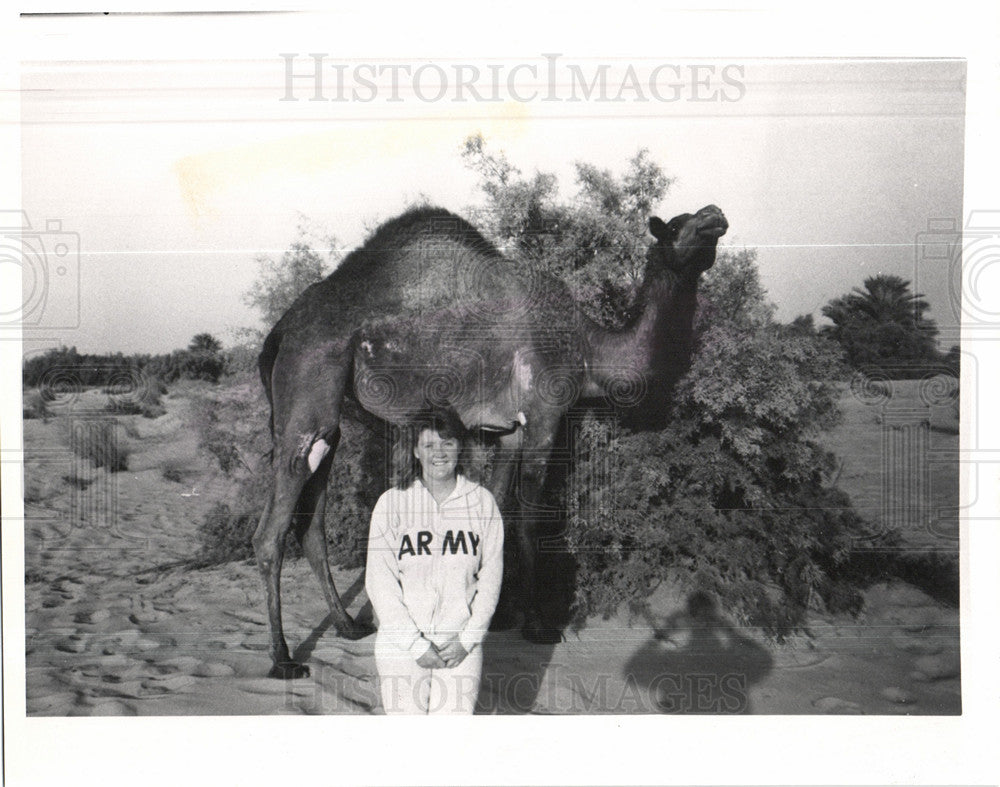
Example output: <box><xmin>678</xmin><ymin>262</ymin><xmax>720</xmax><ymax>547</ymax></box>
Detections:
<box><xmin>13</xmin><ymin>32</ymin><xmax>966</xmax><ymax>358</ymax></box>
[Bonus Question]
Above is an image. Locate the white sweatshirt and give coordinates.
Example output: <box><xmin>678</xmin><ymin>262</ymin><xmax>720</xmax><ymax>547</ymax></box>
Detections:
<box><xmin>365</xmin><ymin>474</ymin><xmax>504</xmax><ymax>659</ymax></box>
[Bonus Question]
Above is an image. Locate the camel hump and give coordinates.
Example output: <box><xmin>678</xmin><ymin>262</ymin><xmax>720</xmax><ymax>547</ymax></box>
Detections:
<box><xmin>355</xmin><ymin>206</ymin><xmax>504</xmax><ymax>263</ymax></box>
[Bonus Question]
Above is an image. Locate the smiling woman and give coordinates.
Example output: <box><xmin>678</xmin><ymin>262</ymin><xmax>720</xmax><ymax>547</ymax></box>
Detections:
<box><xmin>393</xmin><ymin>408</ymin><xmax>465</xmax><ymax>493</ymax></box>
<box><xmin>365</xmin><ymin>408</ymin><xmax>504</xmax><ymax>714</ymax></box>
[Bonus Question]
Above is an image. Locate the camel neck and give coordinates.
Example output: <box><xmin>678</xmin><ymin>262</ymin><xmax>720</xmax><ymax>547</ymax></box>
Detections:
<box><xmin>584</xmin><ymin>267</ymin><xmax>700</xmax><ymax>402</ymax></box>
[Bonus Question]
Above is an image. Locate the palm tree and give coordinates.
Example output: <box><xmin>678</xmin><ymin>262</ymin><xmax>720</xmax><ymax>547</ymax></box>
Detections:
<box><xmin>821</xmin><ymin>275</ymin><xmax>938</xmax><ymax>371</ymax></box>
<box><xmin>845</xmin><ymin>275</ymin><xmax>931</xmax><ymax>325</ymax></box>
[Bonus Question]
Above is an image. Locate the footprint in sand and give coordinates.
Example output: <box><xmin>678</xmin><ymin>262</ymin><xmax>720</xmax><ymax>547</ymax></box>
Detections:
<box><xmin>892</xmin><ymin>633</ymin><xmax>944</xmax><ymax>655</ymax></box>
<box><xmin>55</xmin><ymin>635</ymin><xmax>88</xmax><ymax>653</ymax></box>
<box><xmin>74</xmin><ymin>609</ymin><xmax>112</xmax><ymax>625</ymax></box>
<box><xmin>142</xmin><ymin>674</ymin><xmax>198</xmax><ymax>692</ymax></box>
<box><xmin>93</xmin><ymin>663</ymin><xmax>148</xmax><ymax>684</ymax></box>
<box><xmin>910</xmin><ymin>654</ymin><xmax>961</xmax><ymax>682</ymax></box>
<box><xmin>193</xmin><ymin>662</ymin><xmax>237</xmax><ymax>678</ymax></box>
<box><xmin>99</xmin><ymin>680</ymin><xmax>150</xmax><ymax>699</ymax></box>
<box><xmin>94</xmin><ymin>653</ymin><xmax>135</xmax><ymax>669</ymax></box>
<box><xmin>128</xmin><ymin>609</ymin><xmax>165</xmax><ymax>625</ymax></box>
<box><xmin>96</xmin><ymin>630</ymin><xmax>155</xmax><ymax>656</ymax></box>
<box><xmin>225</xmin><ymin>608</ymin><xmax>269</xmax><ymax>626</ymax></box>
<box><xmin>89</xmin><ymin>700</ymin><xmax>137</xmax><ymax>716</ymax></box>
<box><xmin>27</xmin><ymin>692</ymin><xmax>78</xmax><ymax>715</ymax></box>
<box><xmin>159</xmin><ymin>655</ymin><xmax>202</xmax><ymax>672</ymax></box>
<box><xmin>880</xmin><ymin>687</ymin><xmax>915</xmax><ymax>704</ymax></box>
<box><xmin>233</xmin><ymin>677</ymin><xmax>309</xmax><ymax>696</ymax></box>
<box><xmin>812</xmin><ymin>696</ymin><xmax>864</xmax><ymax>714</ymax></box>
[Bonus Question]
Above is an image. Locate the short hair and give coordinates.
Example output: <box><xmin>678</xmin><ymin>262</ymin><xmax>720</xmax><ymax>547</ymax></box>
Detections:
<box><xmin>391</xmin><ymin>407</ymin><xmax>468</xmax><ymax>489</ymax></box>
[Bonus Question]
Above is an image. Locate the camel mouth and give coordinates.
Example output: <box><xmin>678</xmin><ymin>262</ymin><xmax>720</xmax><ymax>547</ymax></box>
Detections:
<box><xmin>696</xmin><ymin>218</ymin><xmax>729</xmax><ymax>238</ymax></box>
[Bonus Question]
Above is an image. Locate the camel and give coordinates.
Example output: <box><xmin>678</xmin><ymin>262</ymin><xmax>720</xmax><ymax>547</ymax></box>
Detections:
<box><xmin>254</xmin><ymin>203</ymin><xmax>728</xmax><ymax>678</ymax></box>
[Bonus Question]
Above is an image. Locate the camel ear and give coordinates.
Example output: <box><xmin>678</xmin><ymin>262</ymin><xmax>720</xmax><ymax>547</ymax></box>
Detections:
<box><xmin>649</xmin><ymin>216</ymin><xmax>669</xmax><ymax>240</ymax></box>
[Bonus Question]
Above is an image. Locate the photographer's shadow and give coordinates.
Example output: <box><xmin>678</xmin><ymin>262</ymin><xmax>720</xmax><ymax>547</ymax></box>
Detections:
<box><xmin>475</xmin><ymin>627</ymin><xmax>558</xmax><ymax>714</ymax></box>
<box><xmin>624</xmin><ymin>591</ymin><xmax>773</xmax><ymax>714</ymax></box>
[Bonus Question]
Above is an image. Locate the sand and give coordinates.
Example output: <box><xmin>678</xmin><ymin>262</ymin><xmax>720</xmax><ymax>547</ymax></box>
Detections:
<box><xmin>22</xmin><ymin>383</ymin><xmax>960</xmax><ymax>716</ymax></box>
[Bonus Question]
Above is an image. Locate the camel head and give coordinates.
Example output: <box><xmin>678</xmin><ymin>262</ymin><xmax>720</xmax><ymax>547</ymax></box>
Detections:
<box><xmin>647</xmin><ymin>204</ymin><xmax>728</xmax><ymax>279</ymax></box>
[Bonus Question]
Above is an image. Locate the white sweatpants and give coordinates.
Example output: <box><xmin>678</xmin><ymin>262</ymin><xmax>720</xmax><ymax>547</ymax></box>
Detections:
<box><xmin>374</xmin><ymin>637</ymin><xmax>484</xmax><ymax>715</ymax></box>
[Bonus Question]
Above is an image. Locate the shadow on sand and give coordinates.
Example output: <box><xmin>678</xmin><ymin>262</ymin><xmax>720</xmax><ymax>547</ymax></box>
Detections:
<box><xmin>624</xmin><ymin>592</ymin><xmax>773</xmax><ymax>714</ymax></box>
<box><xmin>475</xmin><ymin>546</ymin><xmax>570</xmax><ymax>714</ymax></box>
<box><xmin>476</xmin><ymin>630</ymin><xmax>560</xmax><ymax>714</ymax></box>
<box><xmin>292</xmin><ymin>572</ymin><xmax>371</xmax><ymax>665</ymax></box>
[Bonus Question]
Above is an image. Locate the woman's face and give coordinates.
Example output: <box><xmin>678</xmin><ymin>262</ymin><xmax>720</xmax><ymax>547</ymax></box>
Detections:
<box><xmin>413</xmin><ymin>427</ymin><xmax>460</xmax><ymax>482</ymax></box>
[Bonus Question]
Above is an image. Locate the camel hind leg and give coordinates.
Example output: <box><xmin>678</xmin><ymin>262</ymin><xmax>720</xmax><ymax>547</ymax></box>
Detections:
<box><xmin>252</xmin><ymin>459</ymin><xmax>313</xmax><ymax>678</ymax></box>
<box><xmin>254</xmin><ymin>354</ymin><xmax>359</xmax><ymax>678</ymax></box>
<box><xmin>293</xmin><ymin>428</ymin><xmax>372</xmax><ymax>641</ymax></box>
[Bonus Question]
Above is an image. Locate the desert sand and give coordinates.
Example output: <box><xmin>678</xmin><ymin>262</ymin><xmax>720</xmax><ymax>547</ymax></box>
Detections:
<box><xmin>22</xmin><ymin>382</ymin><xmax>960</xmax><ymax>716</ymax></box>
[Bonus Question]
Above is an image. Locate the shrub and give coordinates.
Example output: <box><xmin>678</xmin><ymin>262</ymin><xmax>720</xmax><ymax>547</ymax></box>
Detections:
<box><xmin>62</xmin><ymin>473</ymin><xmax>93</xmax><ymax>490</ymax></box>
<box><xmin>161</xmin><ymin>460</ymin><xmax>195</xmax><ymax>484</ymax></box>
<box><xmin>105</xmin><ymin>375</ymin><xmax>168</xmax><ymax>418</ymax></box>
<box><xmin>65</xmin><ymin>418</ymin><xmax>129</xmax><ymax>472</ymax></box>
<box><xmin>889</xmin><ymin>550</ymin><xmax>959</xmax><ymax>606</ymax></box>
<box><xmin>320</xmin><ymin>417</ymin><xmax>390</xmax><ymax>568</ymax></box>
<box><xmin>181</xmin><ymin>349</ymin><xmax>226</xmax><ymax>383</ymax></box>
<box><xmin>196</xmin><ymin>503</ymin><xmax>257</xmax><ymax>565</ymax></box>
<box><xmin>565</xmin><ymin>415</ymin><xmax>873</xmax><ymax>640</ymax></box>
<box><xmin>193</xmin><ymin>420</ymin><xmax>388</xmax><ymax>569</ymax></box>
<box><xmin>562</xmin><ymin>298</ymin><xmax>889</xmax><ymax>640</ymax></box>
<box><xmin>23</xmin><ymin>390</ymin><xmax>50</xmax><ymax>421</ymax></box>
<box><xmin>189</xmin><ymin>373</ymin><xmax>385</xmax><ymax>568</ymax></box>
<box><xmin>820</xmin><ymin>275</ymin><xmax>941</xmax><ymax>375</ymax></box>
<box><xmin>223</xmin><ymin>339</ymin><xmax>264</xmax><ymax>377</ymax></box>
<box><xmin>189</xmin><ymin>375</ymin><xmax>271</xmax><ymax>565</ymax></box>
<box><xmin>190</xmin><ymin>375</ymin><xmax>269</xmax><ymax>475</ymax></box>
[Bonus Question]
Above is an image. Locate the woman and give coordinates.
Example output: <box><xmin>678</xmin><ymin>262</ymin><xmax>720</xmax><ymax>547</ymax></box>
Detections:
<box><xmin>365</xmin><ymin>409</ymin><xmax>503</xmax><ymax>715</ymax></box>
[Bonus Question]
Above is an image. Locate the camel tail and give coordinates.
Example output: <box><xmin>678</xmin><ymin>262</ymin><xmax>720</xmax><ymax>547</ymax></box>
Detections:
<box><xmin>258</xmin><ymin>327</ymin><xmax>281</xmax><ymax>441</ymax></box>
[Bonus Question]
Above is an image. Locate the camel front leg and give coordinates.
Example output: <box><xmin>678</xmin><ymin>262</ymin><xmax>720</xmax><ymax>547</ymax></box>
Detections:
<box><xmin>515</xmin><ymin>454</ymin><xmax>563</xmax><ymax>644</ymax></box>
<box><xmin>483</xmin><ymin>431</ymin><xmax>524</xmax><ymax>631</ymax></box>
<box><xmin>511</xmin><ymin>412</ymin><xmax>564</xmax><ymax>645</ymax></box>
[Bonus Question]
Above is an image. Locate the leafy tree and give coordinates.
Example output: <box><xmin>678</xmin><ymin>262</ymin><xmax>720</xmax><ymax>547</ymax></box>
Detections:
<box><xmin>820</xmin><ymin>274</ymin><xmax>940</xmax><ymax>374</ymax></box>
<box><xmin>462</xmin><ymin>134</ymin><xmax>673</xmax><ymax>328</ymax></box>
<box><xmin>243</xmin><ymin>218</ymin><xmax>341</xmax><ymax>329</ymax></box>
<box><xmin>559</xmin><ymin>216</ymin><xmax>858</xmax><ymax>637</ymax></box>
<box><xmin>188</xmin><ymin>333</ymin><xmax>222</xmax><ymax>353</ymax></box>
<box><xmin>785</xmin><ymin>313</ymin><xmax>817</xmax><ymax>337</ymax></box>
<box><xmin>696</xmin><ymin>247</ymin><xmax>775</xmax><ymax>332</ymax></box>
<box><xmin>179</xmin><ymin>333</ymin><xmax>226</xmax><ymax>383</ymax></box>
<box><xmin>942</xmin><ymin>344</ymin><xmax>960</xmax><ymax>376</ymax></box>
<box><xmin>462</xmin><ymin>136</ymin><xmax>876</xmax><ymax>639</ymax></box>
<box><xmin>562</xmin><ymin>303</ymin><xmax>864</xmax><ymax>638</ymax></box>
<box><xmin>227</xmin><ymin>219</ymin><xmax>343</xmax><ymax>376</ymax></box>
